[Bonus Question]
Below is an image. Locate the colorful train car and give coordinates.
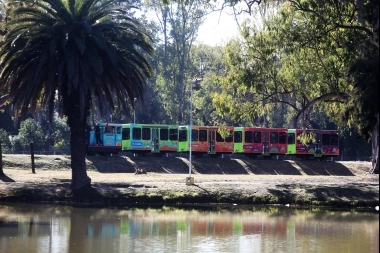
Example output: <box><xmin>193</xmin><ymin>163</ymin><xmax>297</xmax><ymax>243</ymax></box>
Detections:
<box><xmin>121</xmin><ymin>123</ymin><xmax>178</xmax><ymax>156</ymax></box>
<box><xmin>86</xmin><ymin>122</ymin><xmax>340</xmax><ymax>160</ymax></box>
<box><xmin>87</xmin><ymin>123</ymin><xmax>123</xmax><ymax>156</ymax></box>
<box><xmin>287</xmin><ymin>129</ymin><xmax>340</xmax><ymax>160</ymax></box>
<box><xmin>233</xmin><ymin>127</ymin><xmax>288</xmax><ymax>159</ymax></box>
<box><xmin>177</xmin><ymin>125</ymin><xmax>234</xmax><ymax>157</ymax></box>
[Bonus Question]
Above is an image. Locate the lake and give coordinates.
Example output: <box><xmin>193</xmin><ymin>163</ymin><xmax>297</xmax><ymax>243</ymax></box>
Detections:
<box><xmin>0</xmin><ymin>203</ymin><xmax>378</xmax><ymax>253</ymax></box>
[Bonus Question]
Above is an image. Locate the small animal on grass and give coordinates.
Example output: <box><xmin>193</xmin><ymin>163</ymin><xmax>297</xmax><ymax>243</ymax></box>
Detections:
<box><xmin>135</xmin><ymin>168</ymin><xmax>147</xmax><ymax>175</ymax></box>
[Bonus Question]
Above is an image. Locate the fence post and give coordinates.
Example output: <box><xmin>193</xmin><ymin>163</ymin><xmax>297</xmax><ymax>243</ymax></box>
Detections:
<box><xmin>30</xmin><ymin>143</ymin><xmax>35</xmax><ymax>174</ymax></box>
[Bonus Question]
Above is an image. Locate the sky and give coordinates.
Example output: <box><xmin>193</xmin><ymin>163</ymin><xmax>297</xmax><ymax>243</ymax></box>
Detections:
<box><xmin>196</xmin><ymin>11</ymin><xmax>241</xmax><ymax>46</ymax></box>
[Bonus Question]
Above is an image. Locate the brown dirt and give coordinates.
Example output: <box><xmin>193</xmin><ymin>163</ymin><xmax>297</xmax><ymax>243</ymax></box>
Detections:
<box><xmin>0</xmin><ymin>154</ymin><xmax>378</xmax><ymax>209</ymax></box>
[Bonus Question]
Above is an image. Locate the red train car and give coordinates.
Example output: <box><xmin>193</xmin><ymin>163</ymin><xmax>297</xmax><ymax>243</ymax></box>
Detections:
<box><xmin>287</xmin><ymin>129</ymin><xmax>340</xmax><ymax>160</ymax></box>
<box><xmin>178</xmin><ymin>125</ymin><xmax>234</xmax><ymax>157</ymax></box>
<box><xmin>233</xmin><ymin>127</ymin><xmax>288</xmax><ymax>159</ymax></box>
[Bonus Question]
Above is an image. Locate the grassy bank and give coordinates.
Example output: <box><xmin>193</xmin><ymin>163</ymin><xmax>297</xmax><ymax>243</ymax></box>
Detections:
<box><xmin>0</xmin><ymin>155</ymin><xmax>378</xmax><ymax>209</ymax></box>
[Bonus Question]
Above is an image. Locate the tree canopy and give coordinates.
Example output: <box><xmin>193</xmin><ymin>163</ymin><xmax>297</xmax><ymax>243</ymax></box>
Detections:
<box><xmin>0</xmin><ymin>0</ymin><xmax>154</xmax><ymax>189</ymax></box>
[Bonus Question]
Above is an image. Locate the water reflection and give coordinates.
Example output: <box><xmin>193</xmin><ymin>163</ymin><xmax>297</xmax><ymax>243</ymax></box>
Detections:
<box><xmin>0</xmin><ymin>204</ymin><xmax>378</xmax><ymax>253</ymax></box>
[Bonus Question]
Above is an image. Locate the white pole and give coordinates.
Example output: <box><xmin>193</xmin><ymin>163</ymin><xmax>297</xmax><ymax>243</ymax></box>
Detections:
<box><xmin>189</xmin><ymin>80</ymin><xmax>193</xmax><ymax>180</ymax></box>
<box><xmin>133</xmin><ymin>98</ymin><xmax>137</xmax><ymax>124</ymax></box>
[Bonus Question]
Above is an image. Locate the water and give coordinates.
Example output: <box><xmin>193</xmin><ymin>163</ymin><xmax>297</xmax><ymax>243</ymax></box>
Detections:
<box><xmin>0</xmin><ymin>204</ymin><xmax>378</xmax><ymax>253</ymax></box>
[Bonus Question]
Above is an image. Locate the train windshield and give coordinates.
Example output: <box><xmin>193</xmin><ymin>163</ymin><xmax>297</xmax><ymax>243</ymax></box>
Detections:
<box><xmin>122</xmin><ymin>128</ymin><xmax>130</xmax><ymax>140</ymax></box>
<box><xmin>234</xmin><ymin>131</ymin><xmax>242</xmax><ymax>143</ymax></box>
<box><xmin>288</xmin><ymin>133</ymin><xmax>295</xmax><ymax>144</ymax></box>
<box><xmin>178</xmin><ymin>129</ymin><xmax>187</xmax><ymax>141</ymax></box>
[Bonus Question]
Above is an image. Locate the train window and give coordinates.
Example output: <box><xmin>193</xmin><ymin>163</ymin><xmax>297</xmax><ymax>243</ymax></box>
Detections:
<box><xmin>178</xmin><ymin>129</ymin><xmax>187</xmax><ymax>141</ymax></box>
<box><xmin>270</xmin><ymin>132</ymin><xmax>278</xmax><ymax>144</ymax></box>
<box><xmin>169</xmin><ymin>129</ymin><xmax>178</xmax><ymax>141</ymax></box>
<box><xmin>132</xmin><ymin>128</ymin><xmax>141</xmax><ymax>140</ymax></box>
<box><xmin>322</xmin><ymin>134</ymin><xmax>330</xmax><ymax>145</ymax></box>
<box><xmin>160</xmin><ymin>129</ymin><xmax>168</xmax><ymax>141</ymax></box>
<box><xmin>288</xmin><ymin>133</ymin><xmax>295</xmax><ymax>144</ymax></box>
<box><xmin>105</xmin><ymin>126</ymin><xmax>113</xmax><ymax>134</ymax></box>
<box><xmin>192</xmin><ymin>130</ymin><xmax>199</xmax><ymax>141</ymax></box>
<box><xmin>253</xmin><ymin>131</ymin><xmax>261</xmax><ymax>143</ymax></box>
<box><xmin>245</xmin><ymin>131</ymin><xmax>253</xmax><ymax>143</ymax></box>
<box><xmin>216</xmin><ymin>131</ymin><xmax>224</xmax><ymax>142</ymax></box>
<box><xmin>142</xmin><ymin>128</ymin><xmax>150</xmax><ymax>140</ymax></box>
<box><xmin>234</xmin><ymin>131</ymin><xmax>242</xmax><ymax>143</ymax></box>
<box><xmin>116</xmin><ymin>127</ymin><xmax>121</xmax><ymax>134</ymax></box>
<box><xmin>279</xmin><ymin>132</ymin><xmax>287</xmax><ymax>144</ymax></box>
<box><xmin>225</xmin><ymin>131</ymin><xmax>233</xmax><ymax>142</ymax></box>
<box><xmin>331</xmin><ymin>134</ymin><xmax>339</xmax><ymax>145</ymax></box>
<box><xmin>122</xmin><ymin>128</ymin><xmax>130</xmax><ymax>140</ymax></box>
<box><xmin>199</xmin><ymin>130</ymin><xmax>207</xmax><ymax>141</ymax></box>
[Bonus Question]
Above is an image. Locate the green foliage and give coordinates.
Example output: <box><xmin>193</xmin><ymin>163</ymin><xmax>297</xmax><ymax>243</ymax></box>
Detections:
<box><xmin>212</xmin><ymin>1</ymin><xmax>370</xmax><ymax>130</ymax></box>
<box><xmin>18</xmin><ymin>118</ymin><xmax>45</xmax><ymax>151</ymax></box>
<box><xmin>297</xmin><ymin>131</ymin><xmax>316</xmax><ymax>145</ymax></box>
<box><xmin>340</xmin><ymin>128</ymin><xmax>371</xmax><ymax>160</ymax></box>
<box><xmin>0</xmin><ymin>0</ymin><xmax>155</xmax><ymax>188</ymax></box>
<box><xmin>217</xmin><ymin>125</ymin><xmax>230</xmax><ymax>140</ymax></box>
<box><xmin>0</xmin><ymin>128</ymin><xmax>11</xmax><ymax>152</ymax></box>
<box><xmin>343</xmin><ymin>41</ymin><xmax>379</xmax><ymax>141</ymax></box>
<box><xmin>52</xmin><ymin>116</ymin><xmax>71</xmax><ymax>153</ymax></box>
<box><xmin>8</xmin><ymin>135</ymin><xmax>22</xmax><ymax>153</ymax></box>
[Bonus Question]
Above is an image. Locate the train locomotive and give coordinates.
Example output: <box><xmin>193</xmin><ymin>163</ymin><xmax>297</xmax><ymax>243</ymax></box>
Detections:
<box><xmin>86</xmin><ymin>123</ymin><xmax>340</xmax><ymax>160</ymax></box>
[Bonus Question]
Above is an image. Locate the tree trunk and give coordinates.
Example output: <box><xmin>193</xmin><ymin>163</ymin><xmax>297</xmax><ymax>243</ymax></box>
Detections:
<box><xmin>371</xmin><ymin>113</ymin><xmax>379</xmax><ymax>174</ymax></box>
<box><xmin>66</xmin><ymin>91</ymin><xmax>91</xmax><ymax>190</ymax></box>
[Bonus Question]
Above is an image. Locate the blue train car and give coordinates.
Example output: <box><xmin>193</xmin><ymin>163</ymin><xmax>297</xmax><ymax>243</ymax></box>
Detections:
<box><xmin>87</xmin><ymin>123</ymin><xmax>123</xmax><ymax>156</ymax></box>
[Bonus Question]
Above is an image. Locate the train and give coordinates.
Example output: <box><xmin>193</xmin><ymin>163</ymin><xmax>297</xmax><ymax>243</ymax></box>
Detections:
<box><xmin>86</xmin><ymin>123</ymin><xmax>340</xmax><ymax>160</ymax></box>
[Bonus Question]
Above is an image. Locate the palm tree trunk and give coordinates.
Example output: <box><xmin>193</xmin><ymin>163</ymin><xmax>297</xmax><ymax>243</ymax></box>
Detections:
<box><xmin>66</xmin><ymin>91</ymin><xmax>91</xmax><ymax>190</ymax></box>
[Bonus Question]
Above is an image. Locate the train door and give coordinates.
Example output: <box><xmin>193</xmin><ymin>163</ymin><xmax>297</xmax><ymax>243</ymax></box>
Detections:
<box><xmin>233</xmin><ymin>127</ymin><xmax>243</xmax><ymax>153</ymax></box>
<box><xmin>314</xmin><ymin>132</ymin><xmax>322</xmax><ymax>158</ymax></box>
<box><xmin>121</xmin><ymin>125</ymin><xmax>131</xmax><ymax>151</ymax></box>
<box><xmin>177</xmin><ymin>126</ymin><xmax>189</xmax><ymax>152</ymax></box>
<box><xmin>103</xmin><ymin>125</ymin><xmax>115</xmax><ymax>146</ymax></box>
<box><xmin>115</xmin><ymin>125</ymin><xmax>122</xmax><ymax>147</ymax></box>
<box><xmin>208</xmin><ymin>129</ymin><xmax>216</xmax><ymax>154</ymax></box>
<box><xmin>262</xmin><ymin>131</ymin><xmax>270</xmax><ymax>157</ymax></box>
<box><xmin>287</xmin><ymin>129</ymin><xmax>296</xmax><ymax>155</ymax></box>
<box><xmin>151</xmin><ymin>128</ymin><xmax>160</xmax><ymax>153</ymax></box>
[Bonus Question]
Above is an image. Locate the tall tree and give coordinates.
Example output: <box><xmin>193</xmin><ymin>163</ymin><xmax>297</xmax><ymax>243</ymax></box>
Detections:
<box><xmin>148</xmin><ymin>0</ymin><xmax>207</xmax><ymax>124</ymax></box>
<box><xmin>287</xmin><ymin>0</ymin><xmax>378</xmax><ymax>173</ymax></box>
<box><xmin>213</xmin><ymin>4</ymin><xmax>354</xmax><ymax>128</ymax></box>
<box><xmin>0</xmin><ymin>0</ymin><xmax>153</xmax><ymax>189</ymax></box>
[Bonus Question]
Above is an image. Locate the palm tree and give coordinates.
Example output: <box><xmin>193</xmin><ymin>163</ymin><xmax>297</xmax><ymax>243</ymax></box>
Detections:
<box><xmin>0</xmin><ymin>0</ymin><xmax>153</xmax><ymax>189</ymax></box>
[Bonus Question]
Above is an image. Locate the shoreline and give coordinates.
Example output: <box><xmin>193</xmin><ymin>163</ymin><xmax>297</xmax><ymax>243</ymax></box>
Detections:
<box><xmin>0</xmin><ymin>155</ymin><xmax>378</xmax><ymax>209</ymax></box>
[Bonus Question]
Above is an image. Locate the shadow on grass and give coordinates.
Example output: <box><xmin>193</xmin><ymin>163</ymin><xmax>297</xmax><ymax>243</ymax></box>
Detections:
<box><xmin>82</xmin><ymin>155</ymin><xmax>360</xmax><ymax>177</ymax></box>
<box><xmin>243</xmin><ymin>160</ymin><xmax>302</xmax><ymax>175</ymax></box>
<box><xmin>295</xmin><ymin>161</ymin><xmax>355</xmax><ymax>176</ymax></box>
<box><xmin>0</xmin><ymin>174</ymin><xmax>15</xmax><ymax>182</ymax></box>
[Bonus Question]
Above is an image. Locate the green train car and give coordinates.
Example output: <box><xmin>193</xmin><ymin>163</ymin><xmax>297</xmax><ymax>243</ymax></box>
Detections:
<box><xmin>121</xmin><ymin>123</ymin><xmax>178</xmax><ymax>156</ymax></box>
